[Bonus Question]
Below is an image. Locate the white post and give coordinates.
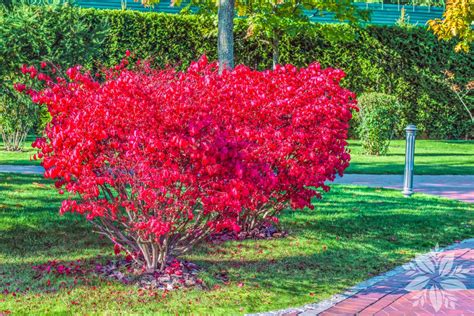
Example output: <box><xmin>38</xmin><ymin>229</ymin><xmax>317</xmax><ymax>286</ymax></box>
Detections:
<box><xmin>402</xmin><ymin>124</ymin><xmax>417</xmax><ymax>197</ymax></box>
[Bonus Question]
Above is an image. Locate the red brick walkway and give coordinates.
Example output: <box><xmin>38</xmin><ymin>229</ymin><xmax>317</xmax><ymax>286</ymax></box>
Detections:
<box><xmin>309</xmin><ymin>240</ymin><xmax>474</xmax><ymax>315</ymax></box>
<box><xmin>254</xmin><ymin>239</ymin><xmax>474</xmax><ymax>316</ymax></box>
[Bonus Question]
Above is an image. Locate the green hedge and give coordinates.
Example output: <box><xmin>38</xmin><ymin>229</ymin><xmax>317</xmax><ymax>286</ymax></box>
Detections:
<box><xmin>2</xmin><ymin>4</ymin><xmax>473</xmax><ymax>138</ymax></box>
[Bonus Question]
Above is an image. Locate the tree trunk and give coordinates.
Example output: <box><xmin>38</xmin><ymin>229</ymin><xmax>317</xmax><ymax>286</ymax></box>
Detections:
<box><xmin>1</xmin><ymin>129</ymin><xmax>27</xmax><ymax>151</ymax></box>
<box><xmin>218</xmin><ymin>0</ymin><xmax>235</xmax><ymax>73</ymax></box>
<box><xmin>272</xmin><ymin>33</ymin><xmax>280</xmax><ymax>70</ymax></box>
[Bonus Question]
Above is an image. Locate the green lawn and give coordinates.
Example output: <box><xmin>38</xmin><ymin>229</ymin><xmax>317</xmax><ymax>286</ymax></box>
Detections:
<box><xmin>1</xmin><ymin>173</ymin><xmax>472</xmax><ymax>314</ymax></box>
<box><xmin>1</xmin><ymin>139</ymin><xmax>473</xmax><ymax>175</ymax></box>
<box><xmin>0</xmin><ymin>136</ymin><xmax>40</xmax><ymax>165</ymax></box>
<box><xmin>347</xmin><ymin>140</ymin><xmax>474</xmax><ymax>175</ymax></box>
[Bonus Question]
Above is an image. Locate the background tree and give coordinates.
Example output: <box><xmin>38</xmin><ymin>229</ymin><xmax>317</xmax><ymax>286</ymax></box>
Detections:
<box><xmin>245</xmin><ymin>0</ymin><xmax>369</xmax><ymax>69</ymax></box>
<box><xmin>217</xmin><ymin>0</ymin><xmax>235</xmax><ymax>71</ymax></box>
<box><xmin>428</xmin><ymin>0</ymin><xmax>473</xmax><ymax>52</ymax></box>
<box><xmin>0</xmin><ymin>89</ymin><xmax>37</xmax><ymax>151</ymax></box>
<box><xmin>139</xmin><ymin>0</ymin><xmax>235</xmax><ymax>73</ymax></box>
<box><xmin>443</xmin><ymin>70</ymin><xmax>473</xmax><ymax>124</ymax></box>
<box><xmin>138</xmin><ymin>0</ymin><xmax>368</xmax><ymax>70</ymax></box>
<box><xmin>0</xmin><ymin>3</ymin><xmax>106</xmax><ymax>150</ymax></box>
<box><xmin>428</xmin><ymin>1</ymin><xmax>472</xmax><ymax>136</ymax></box>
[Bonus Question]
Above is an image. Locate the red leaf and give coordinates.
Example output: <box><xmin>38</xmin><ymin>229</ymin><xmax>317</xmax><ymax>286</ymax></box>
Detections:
<box><xmin>19</xmin><ymin>55</ymin><xmax>355</xmax><ymax>267</ymax></box>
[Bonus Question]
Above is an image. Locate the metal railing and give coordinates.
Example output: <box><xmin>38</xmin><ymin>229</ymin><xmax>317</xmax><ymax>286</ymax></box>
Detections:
<box><xmin>362</xmin><ymin>0</ymin><xmax>445</xmax><ymax>7</ymax></box>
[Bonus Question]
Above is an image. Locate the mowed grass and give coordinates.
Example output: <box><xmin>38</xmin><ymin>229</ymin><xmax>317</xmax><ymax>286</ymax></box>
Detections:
<box><xmin>347</xmin><ymin>140</ymin><xmax>474</xmax><ymax>175</ymax></box>
<box><xmin>1</xmin><ymin>139</ymin><xmax>473</xmax><ymax>175</ymax></box>
<box><xmin>0</xmin><ymin>136</ymin><xmax>40</xmax><ymax>166</ymax></box>
<box><xmin>0</xmin><ymin>173</ymin><xmax>473</xmax><ymax>314</ymax></box>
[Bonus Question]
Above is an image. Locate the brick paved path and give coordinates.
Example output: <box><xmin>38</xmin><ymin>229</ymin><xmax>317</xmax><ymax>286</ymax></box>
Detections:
<box><xmin>317</xmin><ymin>239</ymin><xmax>474</xmax><ymax>315</ymax></box>
<box><xmin>254</xmin><ymin>239</ymin><xmax>474</xmax><ymax>316</ymax></box>
<box><xmin>250</xmin><ymin>174</ymin><xmax>474</xmax><ymax>316</ymax></box>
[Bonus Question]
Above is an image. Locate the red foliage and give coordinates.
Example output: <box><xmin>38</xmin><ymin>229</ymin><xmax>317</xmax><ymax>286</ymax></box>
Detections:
<box><xmin>19</xmin><ymin>56</ymin><xmax>355</xmax><ymax>271</ymax></box>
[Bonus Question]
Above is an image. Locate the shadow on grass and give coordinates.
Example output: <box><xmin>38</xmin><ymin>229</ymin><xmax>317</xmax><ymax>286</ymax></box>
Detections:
<box><xmin>192</xmin><ymin>246</ymin><xmax>406</xmax><ymax>296</ymax></box>
<box><xmin>0</xmin><ymin>173</ymin><xmax>47</xmax><ymax>186</ymax></box>
<box><xmin>0</xmin><ymin>247</ymin><xmax>391</xmax><ymax>300</ymax></box>
<box><xmin>0</xmin><ymin>180</ymin><xmax>472</xmax><ymax>302</ymax></box>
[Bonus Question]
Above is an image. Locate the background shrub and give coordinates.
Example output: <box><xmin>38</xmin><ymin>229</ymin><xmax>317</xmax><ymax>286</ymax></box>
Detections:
<box><xmin>0</xmin><ymin>3</ymin><xmax>107</xmax><ymax>148</ymax></box>
<box><xmin>0</xmin><ymin>91</ymin><xmax>36</xmax><ymax>151</ymax></box>
<box><xmin>356</xmin><ymin>93</ymin><xmax>400</xmax><ymax>155</ymax></box>
<box><xmin>1</xmin><ymin>4</ymin><xmax>473</xmax><ymax>139</ymax></box>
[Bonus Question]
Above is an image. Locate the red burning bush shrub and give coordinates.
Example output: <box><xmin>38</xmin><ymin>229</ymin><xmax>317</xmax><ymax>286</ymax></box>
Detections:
<box><xmin>18</xmin><ymin>56</ymin><xmax>356</xmax><ymax>272</ymax></box>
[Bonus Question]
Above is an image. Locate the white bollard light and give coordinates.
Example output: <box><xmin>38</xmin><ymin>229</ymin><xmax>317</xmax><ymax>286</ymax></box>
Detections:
<box><xmin>402</xmin><ymin>124</ymin><xmax>417</xmax><ymax>197</ymax></box>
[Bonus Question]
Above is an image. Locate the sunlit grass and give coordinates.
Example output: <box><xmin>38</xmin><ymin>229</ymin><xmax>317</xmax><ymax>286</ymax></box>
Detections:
<box><xmin>0</xmin><ymin>135</ymin><xmax>40</xmax><ymax>166</ymax></box>
<box><xmin>1</xmin><ymin>173</ymin><xmax>472</xmax><ymax>314</ymax></box>
<box><xmin>347</xmin><ymin>140</ymin><xmax>474</xmax><ymax>175</ymax></box>
<box><xmin>2</xmin><ymin>139</ymin><xmax>473</xmax><ymax>174</ymax></box>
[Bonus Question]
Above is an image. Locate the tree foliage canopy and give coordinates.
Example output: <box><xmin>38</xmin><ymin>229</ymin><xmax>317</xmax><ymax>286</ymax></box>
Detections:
<box><xmin>428</xmin><ymin>0</ymin><xmax>473</xmax><ymax>52</ymax></box>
